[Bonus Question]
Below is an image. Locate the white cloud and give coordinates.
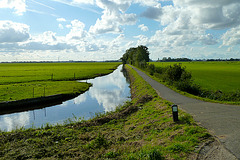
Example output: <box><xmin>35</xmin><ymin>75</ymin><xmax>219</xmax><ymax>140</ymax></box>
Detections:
<box><xmin>0</xmin><ymin>112</ymin><xmax>30</xmax><ymax>131</ymax></box>
<box><xmin>138</xmin><ymin>24</ymin><xmax>148</xmax><ymax>32</ymax></box>
<box><xmin>19</xmin><ymin>31</ymin><xmax>76</xmax><ymax>51</ymax></box>
<box><xmin>66</xmin><ymin>19</ymin><xmax>88</xmax><ymax>40</ymax></box>
<box><xmin>173</xmin><ymin>0</ymin><xmax>240</xmax><ymax>29</ymax></box>
<box><xmin>173</xmin><ymin>0</ymin><xmax>239</xmax><ymax>7</ymax></box>
<box><xmin>72</xmin><ymin>0</ymin><xmax>94</xmax><ymax>5</ymax></box>
<box><xmin>58</xmin><ymin>24</ymin><xmax>64</xmax><ymax>29</ymax></box>
<box><xmin>200</xmin><ymin>34</ymin><xmax>218</xmax><ymax>45</ymax></box>
<box><xmin>35</xmin><ymin>31</ymin><xmax>57</xmax><ymax>44</ymax></box>
<box><xmin>0</xmin><ymin>21</ymin><xmax>30</xmax><ymax>43</ymax></box>
<box><xmin>133</xmin><ymin>0</ymin><xmax>159</xmax><ymax>6</ymax></box>
<box><xmin>0</xmin><ymin>0</ymin><xmax>26</xmax><ymax>15</ymax></box>
<box><xmin>89</xmin><ymin>0</ymin><xmax>137</xmax><ymax>34</ymax></box>
<box><xmin>221</xmin><ymin>25</ymin><xmax>240</xmax><ymax>46</ymax></box>
<box><xmin>134</xmin><ymin>35</ymin><xmax>149</xmax><ymax>46</ymax></box>
<box><xmin>57</xmin><ymin>18</ymin><xmax>66</xmax><ymax>22</ymax></box>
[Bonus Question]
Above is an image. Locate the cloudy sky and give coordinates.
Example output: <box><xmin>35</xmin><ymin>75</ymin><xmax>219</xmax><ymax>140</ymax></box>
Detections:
<box><xmin>0</xmin><ymin>0</ymin><xmax>240</xmax><ymax>62</ymax></box>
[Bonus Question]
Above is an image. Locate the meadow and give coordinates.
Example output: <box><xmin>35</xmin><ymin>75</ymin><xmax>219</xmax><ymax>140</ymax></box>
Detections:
<box><xmin>0</xmin><ymin>65</ymin><xmax>211</xmax><ymax>159</ymax></box>
<box><xmin>0</xmin><ymin>62</ymin><xmax>120</xmax><ymax>84</ymax></box>
<box><xmin>0</xmin><ymin>62</ymin><xmax>120</xmax><ymax>102</ymax></box>
<box><xmin>151</xmin><ymin>61</ymin><xmax>240</xmax><ymax>92</ymax></box>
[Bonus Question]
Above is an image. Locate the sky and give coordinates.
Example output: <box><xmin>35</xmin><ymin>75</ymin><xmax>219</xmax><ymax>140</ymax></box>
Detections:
<box><xmin>0</xmin><ymin>0</ymin><xmax>240</xmax><ymax>62</ymax></box>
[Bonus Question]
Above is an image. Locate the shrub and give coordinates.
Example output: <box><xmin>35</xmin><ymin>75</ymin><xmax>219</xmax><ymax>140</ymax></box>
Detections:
<box><xmin>162</xmin><ymin>64</ymin><xmax>192</xmax><ymax>84</ymax></box>
<box><xmin>147</xmin><ymin>64</ymin><xmax>155</xmax><ymax>76</ymax></box>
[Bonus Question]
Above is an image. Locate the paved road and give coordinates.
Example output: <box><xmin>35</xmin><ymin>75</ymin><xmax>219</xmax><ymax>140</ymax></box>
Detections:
<box><xmin>132</xmin><ymin>66</ymin><xmax>240</xmax><ymax>159</ymax></box>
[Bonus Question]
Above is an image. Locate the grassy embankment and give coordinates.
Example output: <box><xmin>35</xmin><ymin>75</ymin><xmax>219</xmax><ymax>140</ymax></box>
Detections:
<box><xmin>0</xmin><ymin>65</ymin><xmax>212</xmax><ymax>159</ymax></box>
<box><xmin>150</xmin><ymin>61</ymin><xmax>240</xmax><ymax>104</ymax></box>
<box><xmin>0</xmin><ymin>62</ymin><xmax>120</xmax><ymax>102</ymax></box>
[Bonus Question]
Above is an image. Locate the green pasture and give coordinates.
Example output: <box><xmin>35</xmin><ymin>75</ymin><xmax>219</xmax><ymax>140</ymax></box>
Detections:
<box><xmin>0</xmin><ymin>81</ymin><xmax>91</xmax><ymax>102</ymax></box>
<box><xmin>0</xmin><ymin>62</ymin><xmax>120</xmax><ymax>84</ymax></box>
<box><xmin>151</xmin><ymin>61</ymin><xmax>240</xmax><ymax>92</ymax></box>
<box><xmin>0</xmin><ymin>62</ymin><xmax>120</xmax><ymax>102</ymax></box>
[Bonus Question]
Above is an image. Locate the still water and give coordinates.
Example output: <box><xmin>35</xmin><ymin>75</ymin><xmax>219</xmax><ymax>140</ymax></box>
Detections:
<box><xmin>0</xmin><ymin>65</ymin><xmax>131</xmax><ymax>131</ymax></box>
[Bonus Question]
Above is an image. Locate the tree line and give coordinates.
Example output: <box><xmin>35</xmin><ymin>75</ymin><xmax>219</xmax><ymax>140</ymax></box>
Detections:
<box><xmin>121</xmin><ymin>45</ymin><xmax>150</xmax><ymax>68</ymax></box>
<box><xmin>157</xmin><ymin>57</ymin><xmax>240</xmax><ymax>62</ymax></box>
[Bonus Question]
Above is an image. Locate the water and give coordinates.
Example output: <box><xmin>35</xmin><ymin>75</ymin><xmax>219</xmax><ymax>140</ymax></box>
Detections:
<box><xmin>0</xmin><ymin>65</ymin><xmax>131</xmax><ymax>131</ymax></box>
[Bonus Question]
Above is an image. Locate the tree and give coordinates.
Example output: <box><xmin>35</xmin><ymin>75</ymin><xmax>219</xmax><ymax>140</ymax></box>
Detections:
<box><xmin>121</xmin><ymin>45</ymin><xmax>150</xmax><ymax>68</ymax></box>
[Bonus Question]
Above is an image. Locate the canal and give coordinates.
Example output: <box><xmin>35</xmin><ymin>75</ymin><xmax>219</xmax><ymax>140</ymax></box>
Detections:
<box><xmin>0</xmin><ymin>65</ymin><xmax>131</xmax><ymax>131</ymax></box>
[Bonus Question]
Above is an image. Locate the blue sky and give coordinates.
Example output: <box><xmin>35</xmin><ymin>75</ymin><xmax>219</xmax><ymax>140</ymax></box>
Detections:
<box><xmin>0</xmin><ymin>0</ymin><xmax>240</xmax><ymax>62</ymax></box>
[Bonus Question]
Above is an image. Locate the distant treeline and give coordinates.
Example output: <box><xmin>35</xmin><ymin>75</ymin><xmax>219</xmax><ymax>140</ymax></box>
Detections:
<box><xmin>156</xmin><ymin>57</ymin><xmax>240</xmax><ymax>62</ymax></box>
<box><xmin>1</xmin><ymin>60</ymin><xmax>121</xmax><ymax>64</ymax></box>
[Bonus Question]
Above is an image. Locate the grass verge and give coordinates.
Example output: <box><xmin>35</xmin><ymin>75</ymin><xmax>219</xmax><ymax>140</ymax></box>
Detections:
<box><xmin>0</xmin><ymin>64</ymin><xmax>212</xmax><ymax>159</ymax></box>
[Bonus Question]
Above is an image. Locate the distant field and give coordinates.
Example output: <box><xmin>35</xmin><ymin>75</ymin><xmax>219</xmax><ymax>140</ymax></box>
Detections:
<box><xmin>0</xmin><ymin>62</ymin><xmax>120</xmax><ymax>102</ymax></box>
<box><xmin>151</xmin><ymin>61</ymin><xmax>240</xmax><ymax>92</ymax></box>
<box><xmin>0</xmin><ymin>62</ymin><xmax>120</xmax><ymax>84</ymax></box>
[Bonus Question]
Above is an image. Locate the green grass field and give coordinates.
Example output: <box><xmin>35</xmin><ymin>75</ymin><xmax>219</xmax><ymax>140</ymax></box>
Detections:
<box><xmin>0</xmin><ymin>62</ymin><xmax>120</xmax><ymax>84</ymax></box>
<box><xmin>151</xmin><ymin>61</ymin><xmax>240</xmax><ymax>92</ymax></box>
<box><xmin>0</xmin><ymin>64</ymin><xmax>211</xmax><ymax>159</ymax></box>
<box><xmin>0</xmin><ymin>62</ymin><xmax>120</xmax><ymax>102</ymax></box>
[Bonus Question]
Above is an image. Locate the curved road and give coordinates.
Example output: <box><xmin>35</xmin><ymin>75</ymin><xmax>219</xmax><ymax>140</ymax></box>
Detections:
<box><xmin>131</xmin><ymin>66</ymin><xmax>240</xmax><ymax>159</ymax></box>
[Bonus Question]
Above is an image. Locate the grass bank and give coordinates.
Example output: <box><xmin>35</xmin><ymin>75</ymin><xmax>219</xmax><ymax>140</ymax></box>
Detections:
<box><xmin>0</xmin><ymin>64</ymin><xmax>212</xmax><ymax>159</ymax></box>
<box><xmin>0</xmin><ymin>62</ymin><xmax>120</xmax><ymax>102</ymax></box>
<box><xmin>0</xmin><ymin>81</ymin><xmax>91</xmax><ymax>102</ymax></box>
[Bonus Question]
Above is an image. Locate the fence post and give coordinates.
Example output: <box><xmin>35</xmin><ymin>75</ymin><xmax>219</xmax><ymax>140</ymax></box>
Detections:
<box><xmin>44</xmin><ymin>87</ymin><xmax>45</xmax><ymax>97</ymax></box>
<box><xmin>33</xmin><ymin>87</ymin><xmax>34</xmax><ymax>98</ymax></box>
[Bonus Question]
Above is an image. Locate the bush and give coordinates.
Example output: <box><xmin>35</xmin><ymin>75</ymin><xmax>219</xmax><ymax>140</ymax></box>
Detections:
<box><xmin>147</xmin><ymin>64</ymin><xmax>155</xmax><ymax>75</ymax></box>
<box><xmin>161</xmin><ymin>64</ymin><xmax>192</xmax><ymax>84</ymax></box>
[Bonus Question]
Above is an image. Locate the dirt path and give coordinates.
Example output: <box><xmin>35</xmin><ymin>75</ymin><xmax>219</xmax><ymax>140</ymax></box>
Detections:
<box><xmin>131</xmin><ymin>66</ymin><xmax>240</xmax><ymax>159</ymax></box>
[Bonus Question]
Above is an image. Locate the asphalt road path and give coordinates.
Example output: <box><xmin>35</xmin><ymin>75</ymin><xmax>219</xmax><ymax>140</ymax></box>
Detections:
<box><xmin>131</xmin><ymin>66</ymin><xmax>240</xmax><ymax>159</ymax></box>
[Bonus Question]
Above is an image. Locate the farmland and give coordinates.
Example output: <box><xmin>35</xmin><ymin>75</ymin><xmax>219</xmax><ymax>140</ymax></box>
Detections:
<box><xmin>0</xmin><ymin>62</ymin><xmax>120</xmax><ymax>102</ymax></box>
<box><xmin>0</xmin><ymin>65</ymin><xmax>211</xmax><ymax>159</ymax></box>
<box><xmin>151</xmin><ymin>61</ymin><xmax>240</xmax><ymax>92</ymax></box>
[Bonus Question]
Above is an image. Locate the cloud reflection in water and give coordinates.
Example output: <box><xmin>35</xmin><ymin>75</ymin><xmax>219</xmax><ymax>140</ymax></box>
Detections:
<box><xmin>76</xmin><ymin>65</ymin><xmax>130</xmax><ymax>112</ymax></box>
<box><xmin>0</xmin><ymin>112</ymin><xmax>30</xmax><ymax>131</ymax></box>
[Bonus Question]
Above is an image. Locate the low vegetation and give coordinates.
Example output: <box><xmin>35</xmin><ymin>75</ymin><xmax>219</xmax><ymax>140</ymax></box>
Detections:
<box><xmin>0</xmin><ymin>62</ymin><xmax>120</xmax><ymax>102</ymax></box>
<box><xmin>0</xmin><ymin>65</ymin><xmax>212</xmax><ymax>159</ymax></box>
<box><xmin>147</xmin><ymin>62</ymin><xmax>240</xmax><ymax>103</ymax></box>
